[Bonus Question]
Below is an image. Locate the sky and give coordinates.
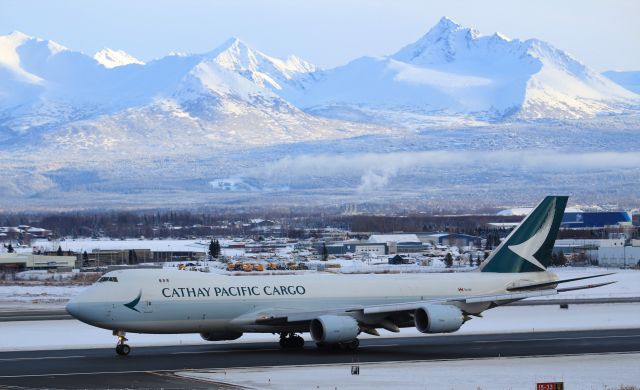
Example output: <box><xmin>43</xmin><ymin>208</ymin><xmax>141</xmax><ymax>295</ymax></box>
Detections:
<box><xmin>1</xmin><ymin>0</ymin><xmax>638</xmax><ymax>72</ymax></box>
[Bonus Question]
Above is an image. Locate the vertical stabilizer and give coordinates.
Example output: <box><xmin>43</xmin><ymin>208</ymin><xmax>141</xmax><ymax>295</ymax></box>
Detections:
<box><xmin>480</xmin><ymin>196</ymin><xmax>568</xmax><ymax>273</ymax></box>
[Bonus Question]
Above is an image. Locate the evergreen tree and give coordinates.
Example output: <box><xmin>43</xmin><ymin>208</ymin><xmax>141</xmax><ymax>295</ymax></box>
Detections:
<box><xmin>4</xmin><ymin>243</ymin><xmax>14</xmax><ymax>253</ymax></box>
<box><xmin>322</xmin><ymin>242</ymin><xmax>329</xmax><ymax>261</ymax></box>
<box><xmin>57</xmin><ymin>245</ymin><xmax>63</xmax><ymax>256</ymax></box>
<box><xmin>82</xmin><ymin>251</ymin><xmax>89</xmax><ymax>266</ymax></box>
<box><xmin>208</xmin><ymin>239</ymin><xmax>215</xmax><ymax>258</ymax></box>
<box><xmin>444</xmin><ymin>252</ymin><xmax>453</xmax><ymax>268</ymax></box>
<box><xmin>211</xmin><ymin>239</ymin><xmax>221</xmax><ymax>258</ymax></box>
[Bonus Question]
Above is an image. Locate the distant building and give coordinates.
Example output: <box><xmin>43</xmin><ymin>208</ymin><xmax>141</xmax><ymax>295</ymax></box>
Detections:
<box><xmin>418</xmin><ymin>233</ymin><xmax>480</xmax><ymax>248</ymax></box>
<box><xmin>561</xmin><ymin>212</ymin><xmax>631</xmax><ymax>228</ymax></box>
<box><xmin>0</xmin><ymin>253</ymin><xmax>76</xmax><ymax>271</ymax></box>
<box><xmin>368</xmin><ymin>234</ymin><xmax>424</xmax><ymax>254</ymax></box>
<box><xmin>368</xmin><ymin>234</ymin><xmax>420</xmax><ymax>244</ymax></box>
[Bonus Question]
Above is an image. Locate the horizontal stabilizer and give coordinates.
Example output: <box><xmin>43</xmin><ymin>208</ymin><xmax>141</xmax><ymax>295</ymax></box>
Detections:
<box><xmin>507</xmin><ymin>273</ymin><xmax>615</xmax><ymax>291</ymax></box>
<box><xmin>557</xmin><ymin>281</ymin><xmax>616</xmax><ymax>292</ymax></box>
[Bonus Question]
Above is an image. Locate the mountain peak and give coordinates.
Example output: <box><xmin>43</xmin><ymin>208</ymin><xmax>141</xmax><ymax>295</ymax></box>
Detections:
<box><xmin>434</xmin><ymin>16</ymin><xmax>463</xmax><ymax>32</ymax></box>
<box><xmin>211</xmin><ymin>37</ymin><xmax>251</xmax><ymax>55</ymax></box>
<box><xmin>392</xmin><ymin>17</ymin><xmax>480</xmax><ymax>64</ymax></box>
<box><xmin>94</xmin><ymin>48</ymin><xmax>144</xmax><ymax>68</ymax></box>
<box><xmin>6</xmin><ymin>30</ymin><xmax>32</xmax><ymax>40</ymax></box>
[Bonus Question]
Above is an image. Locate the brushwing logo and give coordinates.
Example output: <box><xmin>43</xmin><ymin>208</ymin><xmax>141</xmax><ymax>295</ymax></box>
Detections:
<box><xmin>124</xmin><ymin>290</ymin><xmax>142</xmax><ymax>312</ymax></box>
<box><xmin>507</xmin><ymin>199</ymin><xmax>556</xmax><ymax>271</ymax></box>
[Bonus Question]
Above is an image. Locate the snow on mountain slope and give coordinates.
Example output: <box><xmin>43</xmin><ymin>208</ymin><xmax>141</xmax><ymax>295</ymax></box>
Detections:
<box><xmin>206</xmin><ymin>38</ymin><xmax>316</xmax><ymax>93</ymax></box>
<box><xmin>294</xmin><ymin>17</ymin><xmax>639</xmax><ymax>122</ymax></box>
<box><xmin>603</xmin><ymin>70</ymin><xmax>640</xmax><ymax>94</ymax></box>
<box><xmin>1</xmin><ymin>21</ymin><xmax>639</xmax><ymax>146</ymax></box>
<box><xmin>0</xmin><ymin>32</ymin><xmax>317</xmax><ymax>138</ymax></box>
<box><xmin>93</xmin><ymin>48</ymin><xmax>144</xmax><ymax>68</ymax></box>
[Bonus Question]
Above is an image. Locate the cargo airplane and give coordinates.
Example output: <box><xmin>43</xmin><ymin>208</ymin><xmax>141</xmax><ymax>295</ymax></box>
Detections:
<box><xmin>66</xmin><ymin>196</ymin><xmax>614</xmax><ymax>355</ymax></box>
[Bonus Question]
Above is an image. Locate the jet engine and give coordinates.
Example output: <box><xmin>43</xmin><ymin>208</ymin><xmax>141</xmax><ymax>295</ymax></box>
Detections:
<box><xmin>200</xmin><ymin>331</ymin><xmax>243</xmax><ymax>341</ymax></box>
<box><xmin>414</xmin><ymin>304</ymin><xmax>464</xmax><ymax>333</ymax></box>
<box><xmin>310</xmin><ymin>315</ymin><xmax>359</xmax><ymax>344</ymax></box>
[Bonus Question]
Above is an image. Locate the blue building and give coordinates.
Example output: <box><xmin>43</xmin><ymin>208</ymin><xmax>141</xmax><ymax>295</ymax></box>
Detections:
<box><xmin>561</xmin><ymin>212</ymin><xmax>631</xmax><ymax>228</ymax></box>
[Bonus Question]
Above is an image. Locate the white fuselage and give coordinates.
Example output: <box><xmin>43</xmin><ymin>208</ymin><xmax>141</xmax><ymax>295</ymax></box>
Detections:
<box><xmin>66</xmin><ymin>268</ymin><xmax>556</xmax><ymax>334</ymax></box>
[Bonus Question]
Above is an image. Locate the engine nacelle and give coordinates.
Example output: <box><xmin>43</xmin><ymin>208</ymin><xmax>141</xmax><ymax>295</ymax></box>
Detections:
<box><xmin>200</xmin><ymin>331</ymin><xmax>243</xmax><ymax>341</ymax></box>
<box><xmin>414</xmin><ymin>304</ymin><xmax>463</xmax><ymax>333</ymax></box>
<box><xmin>310</xmin><ymin>315</ymin><xmax>359</xmax><ymax>344</ymax></box>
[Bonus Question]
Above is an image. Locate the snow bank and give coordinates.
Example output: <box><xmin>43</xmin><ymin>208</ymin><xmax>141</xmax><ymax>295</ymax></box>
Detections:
<box><xmin>177</xmin><ymin>353</ymin><xmax>640</xmax><ymax>390</ymax></box>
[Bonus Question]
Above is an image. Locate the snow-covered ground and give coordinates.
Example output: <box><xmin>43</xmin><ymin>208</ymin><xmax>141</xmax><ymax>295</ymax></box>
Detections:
<box><xmin>1</xmin><ymin>303</ymin><xmax>639</xmax><ymax>352</ymax></box>
<box><xmin>33</xmin><ymin>238</ymin><xmax>232</xmax><ymax>254</ymax></box>
<box><xmin>177</xmin><ymin>353</ymin><xmax>640</xmax><ymax>390</ymax></box>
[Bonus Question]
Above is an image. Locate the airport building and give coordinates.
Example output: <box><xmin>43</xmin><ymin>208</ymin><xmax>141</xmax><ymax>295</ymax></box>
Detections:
<box><xmin>553</xmin><ymin>238</ymin><xmax>640</xmax><ymax>268</ymax></box>
<box><xmin>561</xmin><ymin>211</ymin><xmax>632</xmax><ymax>228</ymax></box>
<box><xmin>0</xmin><ymin>253</ymin><xmax>76</xmax><ymax>271</ymax></box>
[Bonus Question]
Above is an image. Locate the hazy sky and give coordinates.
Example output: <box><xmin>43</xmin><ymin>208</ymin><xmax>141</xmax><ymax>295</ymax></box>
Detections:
<box><xmin>1</xmin><ymin>0</ymin><xmax>638</xmax><ymax>71</ymax></box>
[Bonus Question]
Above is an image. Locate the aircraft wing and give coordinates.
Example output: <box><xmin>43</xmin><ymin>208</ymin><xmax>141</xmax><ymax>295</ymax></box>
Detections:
<box><xmin>242</xmin><ymin>279</ymin><xmax>615</xmax><ymax>325</ymax></box>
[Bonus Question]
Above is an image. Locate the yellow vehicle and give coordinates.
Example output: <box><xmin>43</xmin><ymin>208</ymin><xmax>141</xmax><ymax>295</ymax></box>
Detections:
<box><xmin>242</xmin><ymin>263</ymin><xmax>254</xmax><ymax>272</ymax></box>
<box><xmin>251</xmin><ymin>263</ymin><xmax>262</xmax><ymax>271</ymax></box>
<box><xmin>287</xmin><ymin>262</ymin><xmax>298</xmax><ymax>270</ymax></box>
<box><xmin>226</xmin><ymin>263</ymin><xmax>236</xmax><ymax>271</ymax></box>
<box><xmin>267</xmin><ymin>262</ymin><xmax>278</xmax><ymax>270</ymax></box>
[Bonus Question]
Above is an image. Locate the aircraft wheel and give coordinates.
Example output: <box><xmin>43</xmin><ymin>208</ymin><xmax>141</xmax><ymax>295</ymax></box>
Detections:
<box><xmin>116</xmin><ymin>344</ymin><xmax>131</xmax><ymax>356</ymax></box>
<box><xmin>345</xmin><ymin>339</ymin><xmax>359</xmax><ymax>350</ymax></box>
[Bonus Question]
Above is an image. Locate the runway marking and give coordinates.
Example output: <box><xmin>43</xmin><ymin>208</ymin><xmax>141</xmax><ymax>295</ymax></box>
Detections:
<box><xmin>0</xmin><ymin>355</ymin><xmax>86</xmax><ymax>362</ymax></box>
<box><xmin>3</xmin><ymin>351</ymin><xmax>640</xmax><ymax>379</ymax></box>
<box><xmin>471</xmin><ymin>334</ymin><xmax>640</xmax><ymax>344</ymax></box>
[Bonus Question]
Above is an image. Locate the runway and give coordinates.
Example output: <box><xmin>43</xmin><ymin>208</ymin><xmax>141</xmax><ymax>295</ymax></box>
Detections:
<box><xmin>1</xmin><ymin>328</ymin><xmax>639</xmax><ymax>389</ymax></box>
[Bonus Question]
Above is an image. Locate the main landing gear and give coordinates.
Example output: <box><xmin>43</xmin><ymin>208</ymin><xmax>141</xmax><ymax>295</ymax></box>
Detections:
<box><xmin>279</xmin><ymin>332</ymin><xmax>305</xmax><ymax>349</ymax></box>
<box><xmin>316</xmin><ymin>338</ymin><xmax>360</xmax><ymax>351</ymax></box>
<box><xmin>113</xmin><ymin>330</ymin><xmax>131</xmax><ymax>356</ymax></box>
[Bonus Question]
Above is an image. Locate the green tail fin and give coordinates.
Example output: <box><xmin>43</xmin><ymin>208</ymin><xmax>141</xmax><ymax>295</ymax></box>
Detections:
<box><xmin>480</xmin><ymin>196</ymin><xmax>568</xmax><ymax>273</ymax></box>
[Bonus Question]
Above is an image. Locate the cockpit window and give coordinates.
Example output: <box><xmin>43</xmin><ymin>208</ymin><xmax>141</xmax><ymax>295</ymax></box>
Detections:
<box><xmin>98</xmin><ymin>276</ymin><xmax>119</xmax><ymax>283</ymax></box>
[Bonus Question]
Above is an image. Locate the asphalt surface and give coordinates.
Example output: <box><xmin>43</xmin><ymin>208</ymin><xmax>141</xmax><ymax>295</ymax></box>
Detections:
<box><xmin>0</xmin><ymin>309</ymin><xmax>70</xmax><ymax>322</ymax></box>
<box><xmin>0</xmin><ymin>328</ymin><xmax>639</xmax><ymax>389</ymax></box>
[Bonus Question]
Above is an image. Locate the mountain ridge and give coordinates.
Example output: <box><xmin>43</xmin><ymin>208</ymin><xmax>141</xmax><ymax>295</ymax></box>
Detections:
<box><xmin>1</xmin><ymin>19</ymin><xmax>639</xmax><ymax>155</ymax></box>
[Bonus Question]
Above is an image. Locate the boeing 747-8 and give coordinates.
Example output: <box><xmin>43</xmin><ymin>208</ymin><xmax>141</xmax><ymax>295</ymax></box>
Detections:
<box><xmin>66</xmin><ymin>196</ymin><xmax>613</xmax><ymax>355</ymax></box>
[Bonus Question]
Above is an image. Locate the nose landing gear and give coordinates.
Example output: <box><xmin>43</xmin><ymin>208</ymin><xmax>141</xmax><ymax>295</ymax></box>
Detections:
<box><xmin>278</xmin><ymin>332</ymin><xmax>305</xmax><ymax>349</ymax></box>
<box><xmin>113</xmin><ymin>330</ymin><xmax>131</xmax><ymax>356</ymax></box>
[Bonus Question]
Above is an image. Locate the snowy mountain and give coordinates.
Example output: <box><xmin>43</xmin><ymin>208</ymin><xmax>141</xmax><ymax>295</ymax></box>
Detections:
<box><xmin>2</xmin><ymin>23</ymin><xmax>640</xmax><ymax>209</ymax></box>
<box><xmin>1</xmin><ymin>21</ymin><xmax>639</xmax><ymax>141</ymax></box>
<box><xmin>292</xmin><ymin>17</ymin><xmax>639</xmax><ymax>122</ymax></box>
<box><xmin>0</xmin><ymin>31</ymin><xmax>358</xmax><ymax>148</ymax></box>
<box><xmin>93</xmin><ymin>48</ymin><xmax>144</xmax><ymax>68</ymax></box>
<box><xmin>603</xmin><ymin>70</ymin><xmax>640</xmax><ymax>94</ymax></box>
<box><xmin>206</xmin><ymin>37</ymin><xmax>316</xmax><ymax>94</ymax></box>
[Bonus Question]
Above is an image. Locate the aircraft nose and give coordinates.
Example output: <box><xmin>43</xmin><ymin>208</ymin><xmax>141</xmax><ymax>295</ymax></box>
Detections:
<box><xmin>65</xmin><ymin>299</ymin><xmax>80</xmax><ymax>318</ymax></box>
